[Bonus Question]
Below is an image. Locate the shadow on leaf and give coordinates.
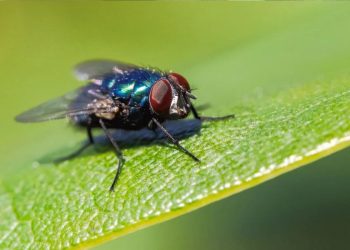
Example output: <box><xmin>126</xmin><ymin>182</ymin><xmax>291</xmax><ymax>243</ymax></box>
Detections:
<box><xmin>39</xmin><ymin>119</ymin><xmax>203</xmax><ymax>164</ymax></box>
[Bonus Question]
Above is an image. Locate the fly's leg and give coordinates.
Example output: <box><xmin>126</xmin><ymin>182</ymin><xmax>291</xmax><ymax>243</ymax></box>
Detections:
<box><xmin>87</xmin><ymin>123</ymin><xmax>95</xmax><ymax>144</ymax></box>
<box><xmin>152</xmin><ymin>118</ymin><xmax>200</xmax><ymax>162</ymax></box>
<box><xmin>148</xmin><ymin>120</ymin><xmax>176</xmax><ymax>150</ymax></box>
<box><xmin>54</xmin><ymin>125</ymin><xmax>94</xmax><ymax>163</ymax></box>
<box><xmin>190</xmin><ymin>104</ymin><xmax>235</xmax><ymax>121</ymax></box>
<box><xmin>99</xmin><ymin>119</ymin><xmax>124</xmax><ymax>192</ymax></box>
<box><xmin>148</xmin><ymin>119</ymin><xmax>160</xmax><ymax>139</ymax></box>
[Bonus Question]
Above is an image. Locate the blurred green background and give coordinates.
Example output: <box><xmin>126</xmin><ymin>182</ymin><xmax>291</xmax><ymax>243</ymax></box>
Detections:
<box><xmin>1</xmin><ymin>2</ymin><xmax>350</xmax><ymax>249</ymax></box>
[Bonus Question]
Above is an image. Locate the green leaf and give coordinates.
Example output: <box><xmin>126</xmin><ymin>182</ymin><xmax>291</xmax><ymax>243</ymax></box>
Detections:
<box><xmin>1</xmin><ymin>80</ymin><xmax>350</xmax><ymax>249</ymax></box>
<box><xmin>1</xmin><ymin>3</ymin><xmax>350</xmax><ymax>250</ymax></box>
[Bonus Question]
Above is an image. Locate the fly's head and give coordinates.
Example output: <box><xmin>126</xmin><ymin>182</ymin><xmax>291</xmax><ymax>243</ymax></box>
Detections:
<box><xmin>149</xmin><ymin>73</ymin><xmax>195</xmax><ymax>120</ymax></box>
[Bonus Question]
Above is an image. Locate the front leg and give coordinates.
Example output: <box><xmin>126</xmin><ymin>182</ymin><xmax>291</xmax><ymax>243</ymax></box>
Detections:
<box><xmin>152</xmin><ymin>118</ymin><xmax>200</xmax><ymax>162</ymax></box>
<box><xmin>190</xmin><ymin>104</ymin><xmax>235</xmax><ymax>121</ymax></box>
<box><xmin>148</xmin><ymin>119</ymin><xmax>159</xmax><ymax>139</ymax></box>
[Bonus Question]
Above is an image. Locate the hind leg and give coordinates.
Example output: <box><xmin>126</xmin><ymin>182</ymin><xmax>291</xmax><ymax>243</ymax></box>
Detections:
<box><xmin>54</xmin><ymin>125</ymin><xmax>94</xmax><ymax>163</ymax></box>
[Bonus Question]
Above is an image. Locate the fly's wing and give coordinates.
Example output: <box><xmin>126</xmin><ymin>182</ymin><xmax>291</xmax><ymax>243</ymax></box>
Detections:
<box><xmin>73</xmin><ymin>59</ymin><xmax>137</xmax><ymax>81</ymax></box>
<box><xmin>15</xmin><ymin>85</ymin><xmax>103</xmax><ymax>123</ymax></box>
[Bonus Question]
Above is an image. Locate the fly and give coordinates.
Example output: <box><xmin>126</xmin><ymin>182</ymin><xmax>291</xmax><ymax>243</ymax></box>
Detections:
<box><xmin>16</xmin><ymin>59</ymin><xmax>234</xmax><ymax>191</ymax></box>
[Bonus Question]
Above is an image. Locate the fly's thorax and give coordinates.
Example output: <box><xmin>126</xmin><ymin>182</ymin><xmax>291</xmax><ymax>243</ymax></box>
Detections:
<box><xmin>100</xmin><ymin>69</ymin><xmax>163</xmax><ymax>102</ymax></box>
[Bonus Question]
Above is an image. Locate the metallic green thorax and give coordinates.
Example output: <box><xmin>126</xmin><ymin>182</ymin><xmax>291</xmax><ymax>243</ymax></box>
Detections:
<box><xmin>101</xmin><ymin>68</ymin><xmax>164</xmax><ymax>108</ymax></box>
<box><xmin>95</xmin><ymin>68</ymin><xmax>165</xmax><ymax>127</ymax></box>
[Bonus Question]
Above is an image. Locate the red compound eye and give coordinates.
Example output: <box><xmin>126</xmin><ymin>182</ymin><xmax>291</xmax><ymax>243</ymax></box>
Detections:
<box><xmin>149</xmin><ymin>78</ymin><xmax>173</xmax><ymax>116</ymax></box>
<box><xmin>168</xmin><ymin>73</ymin><xmax>190</xmax><ymax>91</ymax></box>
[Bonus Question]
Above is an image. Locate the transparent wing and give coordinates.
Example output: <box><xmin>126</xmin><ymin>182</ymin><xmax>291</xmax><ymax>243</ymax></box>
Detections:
<box><xmin>73</xmin><ymin>59</ymin><xmax>137</xmax><ymax>81</ymax></box>
<box><xmin>15</xmin><ymin>85</ymin><xmax>101</xmax><ymax>123</ymax></box>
